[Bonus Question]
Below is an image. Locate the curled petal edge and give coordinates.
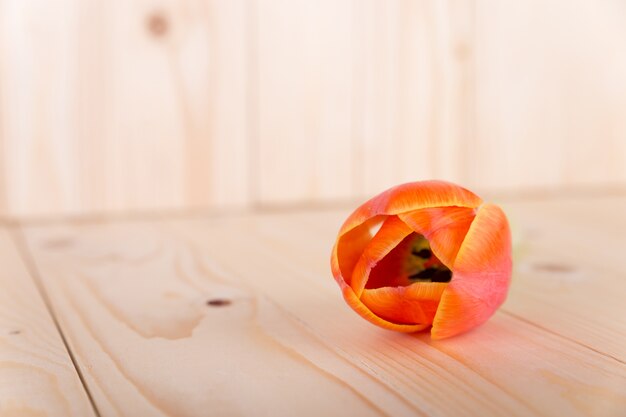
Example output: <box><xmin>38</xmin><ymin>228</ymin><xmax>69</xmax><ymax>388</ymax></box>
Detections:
<box><xmin>431</xmin><ymin>203</ymin><xmax>512</xmax><ymax>339</ymax></box>
<box><xmin>332</xmin><ymin>243</ymin><xmax>428</xmax><ymax>332</ymax></box>
<box><xmin>338</xmin><ymin>180</ymin><xmax>483</xmax><ymax>238</ymax></box>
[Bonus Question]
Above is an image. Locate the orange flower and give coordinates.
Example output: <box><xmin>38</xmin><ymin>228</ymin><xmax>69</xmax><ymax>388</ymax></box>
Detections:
<box><xmin>330</xmin><ymin>180</ymin><xmax>512</xmax><ymax>339</ymax></box>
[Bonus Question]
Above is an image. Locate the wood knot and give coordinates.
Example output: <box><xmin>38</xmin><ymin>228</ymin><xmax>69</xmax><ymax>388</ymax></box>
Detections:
<box><xmin>532</xmin><ymin>263</ymin><xmax>575</xmax><ymax>273</ymax></box>
<box><xmin>454</xmin><ymin>43</ymin><xmax>471</xmax><ymax>61</ymax></box>
<box><xmin>147</xmin><ymin>12</ymin><xmax>168</xmax><ymax>38</ymax></box>
<box><xmin>206</xmin><ymin>298</ymin><xmax>232</xmax><ymax>307</ymax></box>
<box><xmin>42</xmin><ymin>237</ymin><xmax>74</xmax><ymax>250</ymax></box>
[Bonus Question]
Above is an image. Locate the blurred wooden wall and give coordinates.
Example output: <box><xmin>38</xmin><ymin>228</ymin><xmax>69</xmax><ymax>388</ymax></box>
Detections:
<box><xmin>1</xmin><ymin>0</ymin><xmax>626</xmax><ymax>219</ymax></box>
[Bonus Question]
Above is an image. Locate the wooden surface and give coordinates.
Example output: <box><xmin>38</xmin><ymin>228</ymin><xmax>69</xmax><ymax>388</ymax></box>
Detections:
<box><xmin>0</xmin><ymin>227</ymin><xmax>95</xmax><ymax>417</ymax></box>
<box><xmin>0</xmin><ymin>0</ymin><xmax>250</xmax><ymax>217</ymax></box>
<box><xmin>1</xmin><ymin>193</ymin><xmax>625</xmax><ymax>416</ymax></box>
<box><xmin>2</xmin><ymin>1</ymin><xmax>626</xmax><ymax>218</ymax></box>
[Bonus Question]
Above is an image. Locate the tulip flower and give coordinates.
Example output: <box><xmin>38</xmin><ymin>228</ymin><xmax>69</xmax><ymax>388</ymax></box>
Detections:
<box><xmin>330</xmin><ymin>180</ymin><xmax>512</xmax><ymax>339</ymax></box>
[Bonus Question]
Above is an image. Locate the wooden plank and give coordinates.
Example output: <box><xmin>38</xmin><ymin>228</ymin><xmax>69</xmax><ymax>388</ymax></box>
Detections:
<box><xmin>0</xmin><ymin>0</ymin><xmax>249</xmax><ymax>218</ymax></box>
<box><xmin>21</xmin><ymin>221</ymin><xmax>393</xmax><ymax>417</ymax></box>
<box><xmin>256</xmin><ymin>0</ymin><xmax>354</xmax><ymax>205</ymax></box>
<box><xmin>256</xmin><ymin>0</ymin><xmax>477</xmax><ymax>205</ymax></box>
<box><xmin>0</xmin><ymin>0</ymin><xmax>83</xmax><ymax>217</ymax></box>
<box><xmin>174</xmin><ymin>0</ymin><xmax>250</xmax><ymax>209</ymax></box>
<box><xmin>21</xmin><ymin>195</ymin><xmax>626</xmax><ymax>416</ymax></box>
<box><xmin>353</xmin><ymin>0</ymin><xmax>474</xmax><ymax>196</ymax></box>
<box><xmin>473</xmin><ymin>0</ymin><xmax>626</xmax><ymax>190</ymax></box>
<box><xmin>500</xmin><ymin>195</ymin><xmax>626</xmax><ymax>361</ymax></box>
<box><xmin>0</xmin><ymin>227</ymin><xmax>96</xmax><ymax>417</ymax></box>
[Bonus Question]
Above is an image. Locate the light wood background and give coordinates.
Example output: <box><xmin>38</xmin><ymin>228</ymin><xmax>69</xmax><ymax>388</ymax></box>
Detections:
<box><xmin>1</xmin><ymin>0</ymin><xmax>626</xmax><ymax>219</ymax></box>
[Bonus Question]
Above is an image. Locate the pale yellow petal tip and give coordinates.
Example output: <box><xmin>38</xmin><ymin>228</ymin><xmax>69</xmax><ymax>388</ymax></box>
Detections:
<box><xmin>429</xmin><ymin>326</ymin><xmax>454</xmax><ymax>340</ymax></box>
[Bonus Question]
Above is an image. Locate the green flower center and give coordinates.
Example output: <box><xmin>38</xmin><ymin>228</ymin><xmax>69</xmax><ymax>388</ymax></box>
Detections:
<box><xmin>405</xmin><ymin>234</ymin><xmax>452</xmax><ymax>283</ymax></box>
<box><xmin>366</xmin><ymin>232</ymin><xmax>452</xmax><ymax>289</ymax></box>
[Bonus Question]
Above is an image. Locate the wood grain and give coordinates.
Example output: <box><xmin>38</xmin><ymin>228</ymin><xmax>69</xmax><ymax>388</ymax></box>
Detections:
<box><xmin>0</xmin><ymin>227</ymin><xmax>95</xmax><ymax>417</ymax></box>
<box><xmin>0</xmin><ymin>0</ymin><xmax>249</xmax><ymax>218</ymax></box>
<box><xmin>19</xmin><ymin>195</ymin><xmax>626</xmax><ymax>416</ymax></box>
<box><xmin>500</xmin><ymin>196</ymin><xmax>626</xmax><ymax>361</ymax></box>
<box><xmin>256</xmin><ymin>0</ymin><xmax>354</xmax><ymax>205</ymax></box>
<box><xmin>353</xmin><ymin>0</ymin><xmax>474</xmax><ymax>195</ymax></box>
<box><xmin>472</xmin><ymin>0</ymin><xmax>626</xmax><ymax>190</ymax></box>
<box><xmin>2</xmin><ymin>1</ymin><xmax>626</xmax><ymax>219</ymax></box>
<box><xmin>20</xmin><ymin>222</ymin><xmax>396</xmax><ymax>417</ymax></box>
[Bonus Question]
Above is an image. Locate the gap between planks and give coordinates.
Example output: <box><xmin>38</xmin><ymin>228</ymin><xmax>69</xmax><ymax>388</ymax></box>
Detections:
<box><xmin>7</xmin><ymin>224</ymin><xmax>102</xmax><ymax>417</ymax></box>
<box><xmin>499</xmin><ymin>310</ymin><xmax>626</xmax><ymax>366</ymax></box>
